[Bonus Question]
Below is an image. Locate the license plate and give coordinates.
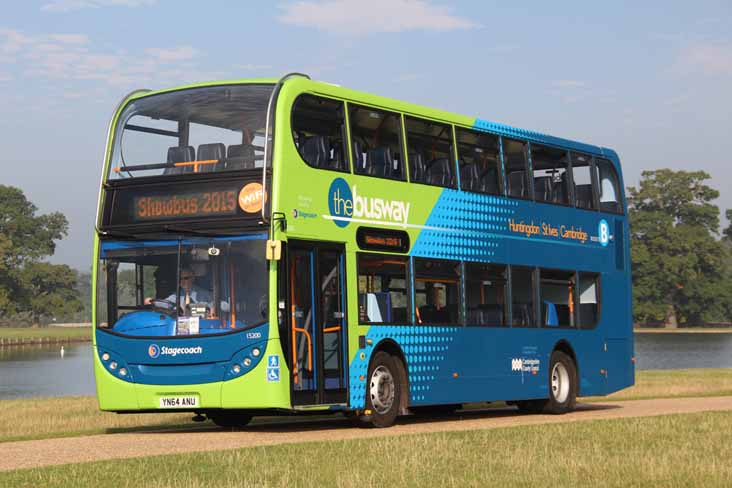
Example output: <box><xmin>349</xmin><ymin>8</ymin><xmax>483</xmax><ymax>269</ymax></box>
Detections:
<box><xmin>159</xmin><ymin>396</ymin><xmax>199</xmax><ymax>408</ymax></box>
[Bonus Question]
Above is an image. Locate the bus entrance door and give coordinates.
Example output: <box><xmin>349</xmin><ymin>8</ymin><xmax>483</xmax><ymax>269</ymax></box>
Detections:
<box><xmin>288</xmin><ymin>242</ymin><xmax>348</xmax><ymax>406</ymax></box>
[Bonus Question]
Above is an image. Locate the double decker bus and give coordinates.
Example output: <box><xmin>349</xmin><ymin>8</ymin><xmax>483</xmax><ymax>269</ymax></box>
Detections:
<box><xmin>93</xmin><ymin>73</ymin><xmax>633</xmax><ymax>427</ymax></box>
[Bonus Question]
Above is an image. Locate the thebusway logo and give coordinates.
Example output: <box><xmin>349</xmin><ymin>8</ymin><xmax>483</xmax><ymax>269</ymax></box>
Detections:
<box><xmin>148</xmin><ymin>344</ymin><xmax>203</xmax><ymax>358</ymax></box>
<box><xmin>327</xmin><ymin>177</ymin><xmax>410</xmax><ymax>228</ymax></box>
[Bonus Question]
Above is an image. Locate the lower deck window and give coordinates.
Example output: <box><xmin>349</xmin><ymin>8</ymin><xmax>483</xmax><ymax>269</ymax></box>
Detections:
<box><xmin>357</xmin><ymin>253</ymin><xmax>409</xmax><ymax>324</ymax></box>
<box><xmin>465</xmin><ymin>262</ymin><xmax>507</xmax><ymax>326</ymax></box>
<box><xmin>511</xmin><ymin>266</ymin><xmax>535</xmax><ymax>326</ymax></box>
<box><xmin>414</xmin><ymin>258</ymin><xmax>461</xmax><ymax>325</ymax></box>
<box><xmin>539</xmin><ymin>269</ymin><xmax>576</xmax><ymax>327</ymax></box>
<box><xmin>578</xmin><ymin>272</ymin><xmax>600</xmax><ymax>328</ymax></box>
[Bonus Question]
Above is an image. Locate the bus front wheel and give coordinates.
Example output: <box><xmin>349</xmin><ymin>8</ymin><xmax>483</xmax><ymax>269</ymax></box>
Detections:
<box><xmin>362</xmin><ymin>351</ymin><xmax>402</xmax><ymax>428</ymax></box>
<box><xmin>516</xmin><ymin>351</ymin><xmax>577</xmax><ymax>415</ymax></box>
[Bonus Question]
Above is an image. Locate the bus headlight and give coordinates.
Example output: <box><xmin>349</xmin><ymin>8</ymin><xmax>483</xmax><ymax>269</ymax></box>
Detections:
<box><xmin>232</xmin><ymin>364</ymin><xmax>242</xmax><ymax>374</ymax></box>
<box><xmin>243</xmin><ymin>358</ymin><xmax>252</xmax><ymax>367</ymax></box>
<box><xmin>252</xmin><ymin>348</ymin><xmax>261</xmax><ymax>357</ymax></box>
<box><xmin>109</xmin><ymin>361</ymin><xmax>118</xmax><ymax>370</ymax></box>
<box><xmin>119</xmin><ymin>368</ymin><xmax>127</xmax><ymax>377</ymax></box>
<box><xmin>101</xmin><ymin>352</ymin><xmax>110</xmax><ymax>361</ymax></box>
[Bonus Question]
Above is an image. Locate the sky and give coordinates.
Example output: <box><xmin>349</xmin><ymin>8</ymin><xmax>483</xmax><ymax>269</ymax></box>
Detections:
<box><xmin>1</xmin><ymin>0</ymin><xmax>731</xmax><ymax>270</ymax></box>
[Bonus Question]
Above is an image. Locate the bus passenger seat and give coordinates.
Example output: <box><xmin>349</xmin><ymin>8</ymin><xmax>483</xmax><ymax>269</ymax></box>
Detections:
<box><xmin>427</xmin><ymin>158</ymin><xmax>452</xmax><ymax>186</ymax></box>
<box><xmin>367</xmin><ymin>147</ymin><xmax>393</xmax><ymax>177</ymax></box>
<box><xmin>575</xmin><ymin>184</ymin><xmax>593</xmax><ymax>209</ymax></box>
<box><xmin>480</xmin><ymin>168</ymin><xmax>500</xmax><ymax>194</ymax></box>
<box><xmin>197</xmin><ymin>143</ymin><xmax>226</xmax><ymax>172</ymax></box>
<box><xmin>507</xmin><ymin>172</ymin><xmax>525</xmax><ymax>197</ymax></box>
<box><xmin>226</xmin><ymin>144</ymin><xmax>256</xmax><ymax>170</ymax></box>
<box><xmin>553</xmin><ymin>173</ymin><xmax>568</xmax><ymax>204</ymax></box>
<box><xmin>352</xmin><ymin>140</ymin><xmax>366</xmax><ymax>173</ymax></box>
<box><xmin>164</xmin><ymin>146</ymin><xmax>195</xmax><ymax>175</ymax></box>
<box><xmin>409</xmin><ymin>152</ymin><xmax>426</xmax><ymax>182</ymax></box>
<box><xmin>534</xmin><ymin>176</ymin><xmax>553</xmax><ymax>201</ymax></box>
<box><xmin>301</xmin><ymin>136</ymin><xmax>329</xmax><ymax>167</ymax></box>
<box><xmin>460</xmin><ymin>163</ymin><xmax>479</xmax><ymax>191</ymax></box>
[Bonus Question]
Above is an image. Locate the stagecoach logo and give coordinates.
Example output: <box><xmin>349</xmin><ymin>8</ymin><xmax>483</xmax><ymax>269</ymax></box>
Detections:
<box><xmin>327</xmin><ymin>177</ymin><xmax>410</xmax><ymax>228</ymax></box>
<box><xmin>147</xmin><ymin>343</ymin><xmax>203</xmax><ymax>358</ymax></box>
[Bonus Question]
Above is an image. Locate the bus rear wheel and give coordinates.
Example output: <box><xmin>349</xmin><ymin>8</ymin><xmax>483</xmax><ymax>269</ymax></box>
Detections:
<box><xmin>516</xmin><ymin>351</ymin><xmax>577</xmax><ymax>415</ymax></box>
<box><xmin>209</xmin><ymin>412</ymin><xmax>253</xmax><ymax>429</ymax></box>
<box><xmin>362</xmin><ymin>351</ymin><xmax>402</xmax><ymax>428</ymax></box>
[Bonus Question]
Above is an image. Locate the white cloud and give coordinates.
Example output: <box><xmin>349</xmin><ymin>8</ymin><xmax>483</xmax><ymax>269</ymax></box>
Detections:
<box><xmin>0</xmin><ymin>73</ymin><xmax>11</xmax><ymax>82</ymax></box>
<box><xmin>278</xmin><ymin>0</ymin><xmax>480</xmax><ymax>35</ymax></box>
<box><xmin>145</xmin><ymin>46</ymin><xmax>199</xmax><ymax>62</ymax></box>
<box><xmin>0</xmin><ymin>27</ymin><xmax>202</xmax><ymax>88</ymax></box>
<box><xmin>677</xmin><ymin>42</ymin><xmax>732</xmax><ymax>76</ymax></box>
<box><xmin>41</xmin><ymin>0</ymin><xmax>156</xmax><ymax>13</ymax></box>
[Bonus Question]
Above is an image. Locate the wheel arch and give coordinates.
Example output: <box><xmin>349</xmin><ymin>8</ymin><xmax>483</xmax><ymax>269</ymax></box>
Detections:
<box><xmin>371</xmin><ymin>339</ymin><xmax>410</xmax><ymax>414</ymax></box>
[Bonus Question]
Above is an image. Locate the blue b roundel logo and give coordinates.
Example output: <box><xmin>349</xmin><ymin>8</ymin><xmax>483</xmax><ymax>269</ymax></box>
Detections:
<box><xmin>328</xmin><ymin>178</ymin><xmax>353</xmax><ymax>228</ymax></box>
<box><xmin>598</xmin><ymin>219</ymin><xmax>610</xmax><ymax>247</ymax></box>
<box><xmin>148</xmin><ymin>344</ymin><xmax>160</xmax><ymax>359</ymax></box>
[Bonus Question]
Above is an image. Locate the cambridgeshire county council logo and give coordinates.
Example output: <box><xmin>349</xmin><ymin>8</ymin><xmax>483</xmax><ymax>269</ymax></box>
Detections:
<box><xmin>148</xmin><ymin>344</ymin><xmax>160</xmax><ymax>359</ymax></box>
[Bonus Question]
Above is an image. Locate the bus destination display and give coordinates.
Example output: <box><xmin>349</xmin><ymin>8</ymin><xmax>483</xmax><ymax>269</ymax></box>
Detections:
<box><xmin>134</xmin><ymin>190</ymin><xmax>237</xmax><ymax>220</ymax></box>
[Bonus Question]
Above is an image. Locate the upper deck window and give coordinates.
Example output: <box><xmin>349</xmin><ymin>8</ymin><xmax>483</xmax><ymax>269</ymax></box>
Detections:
<box><xmin>349</xmin><ymin>104</ymin><xmax>405</xmax><ymax>181</ymax></box>
<box><xmin>108</xmin><ymin>84</ymin><xmax>273</xmax><ymax>180</ymax></box>
<box><xmin>291</xmin><ymin>94</ymin><xmax>348</xmax><ymax>172</ymax></box>
<box><xmin>571</xmin><ymin>153</ymin><xmax>597</xmax><ymax>210</ymax></box>
<box><xmin>456</xmin><ymin>128</ymin><xmax>501</xmax><ymax>195</ymax></box>
<box><xmin>405</xmin><ymin>117</ymin><xmax>455</xmax><ymax>188</ymax></box>
<box><xmin>531</xmin><ymin>144</ymin><xmax>570</xmax><ymax>205</ymax></box>
<box><xmin>595</xmin><ymin>158</ymin><xmax>623</xmax><ymax>214</ymax></box>
<box><xmin>503</xmin><ymin>138</ymin><xmax>530</xmax><ymax>199</ymax></box>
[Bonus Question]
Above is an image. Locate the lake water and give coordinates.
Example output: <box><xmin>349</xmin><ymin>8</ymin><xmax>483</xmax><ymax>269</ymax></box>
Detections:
<box><xmin>1</xmin><ymin>333</ymin><xmax>731</xmax><ymax>399</ymax></box>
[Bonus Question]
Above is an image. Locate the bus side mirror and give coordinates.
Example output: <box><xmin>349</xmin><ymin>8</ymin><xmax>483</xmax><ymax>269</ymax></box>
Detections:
<box><xmin>266</xmin><ymin>240</ymin><xmax>282</xmax><ymax>261</ymax></box>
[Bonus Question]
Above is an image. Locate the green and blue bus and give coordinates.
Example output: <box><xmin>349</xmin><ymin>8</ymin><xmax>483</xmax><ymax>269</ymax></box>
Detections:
<box><xmin>93</xmin><ymin>73</ymin><xmax>633</xmax><ymax>427</ymax></box>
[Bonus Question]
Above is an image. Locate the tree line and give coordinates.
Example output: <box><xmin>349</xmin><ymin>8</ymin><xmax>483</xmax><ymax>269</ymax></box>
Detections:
<box><xmin>1</xmin><ymin>170</ymin><xmax>732</xmax><ymax>328</ymax></box>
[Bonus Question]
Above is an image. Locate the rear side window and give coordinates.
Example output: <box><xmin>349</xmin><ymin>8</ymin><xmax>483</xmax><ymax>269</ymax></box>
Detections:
<box><xmin>350</xmin><ymin>104</ymin><xmax>405</xmax><ymax>181</ymax></box>
<box><xmin>503</xmin><ymin>138</ymin><xmax>529</xmax><ymax>199</ymax></box>
<box><xmin>291</xmin><ymin>95</ymin><xmax>348</xmax><ymax>171</ymax></box>
<box><xmin>595</xmin><ymin>158</ymin><xmax>623</xmax><ymax>213</ymax></box>
<box><xmin>405</xmin><ymin>117</ymin><xmax>455</xmax><ymax>188</ymax></box>
<box><xmin>571</xmin><ymin>153</ymin><xmax>596</xmax><ymax>210</ymax></box>
<box><xmin>531</xmin><ymin>144</ymin><xmax>570</xmax><ymax>205</ymax></box>
<box><xmin>456</xmin><ymin>128</ymin><xmax>502</xmax><ymax>195</ymax></box>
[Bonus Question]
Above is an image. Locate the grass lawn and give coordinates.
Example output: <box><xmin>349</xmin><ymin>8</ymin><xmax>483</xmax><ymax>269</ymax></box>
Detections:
<box><xmin>1</xmin><ymin>368</ymin><xmax>731</xmax><ymax>444</ymax></box>
<box><xmin>0</xmin><ymin>327</ymin><xmax>91</xmax><ymax>340</ymax></box>
<box><xmin>2</xmin><ymin>411</ymin><xmax>731</xmax><ymax>487</ymax></box>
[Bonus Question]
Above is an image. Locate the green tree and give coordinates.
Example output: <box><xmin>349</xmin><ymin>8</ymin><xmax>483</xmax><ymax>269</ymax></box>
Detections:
<box><xmin>0</xmin><ymin>185</ymin><xmax>81</xmax><ymax>323</ymax></box>
<box><xmin>628</xmin><ymin>170</ymin><xmax>728</xmax><ymax>326</ymax></box>
<box><xmin>724</xmin><ymin>209</ymin><xmax>732</xmax><ymax>241</ymax></box>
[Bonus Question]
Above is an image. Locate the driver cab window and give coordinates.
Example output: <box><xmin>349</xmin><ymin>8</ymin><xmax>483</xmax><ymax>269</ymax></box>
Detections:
<box><xmin>97</xmin><ymin>238</ymin><xmax>267</xmax><ymax>337</ymax></box>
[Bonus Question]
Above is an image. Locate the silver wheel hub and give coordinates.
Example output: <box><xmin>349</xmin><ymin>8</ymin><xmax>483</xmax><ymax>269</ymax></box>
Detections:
<box><xmin>369</xmin><ymin>365</ymin><xmax>395</xmax><ymax>414</ymax></box>
<box><xmin>551</xmin><ymin>362</ymin><xmax>570</xmax><ymax>404</ymax></box>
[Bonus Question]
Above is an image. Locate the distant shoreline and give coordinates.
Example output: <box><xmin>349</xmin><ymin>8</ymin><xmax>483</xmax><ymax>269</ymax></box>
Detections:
<box><xmin>634</xmin><ymin>327</ymin><xmax>732</xmax><ymax>334</ymax></box>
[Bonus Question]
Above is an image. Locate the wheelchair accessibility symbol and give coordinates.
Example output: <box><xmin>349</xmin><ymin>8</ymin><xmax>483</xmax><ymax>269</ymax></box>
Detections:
<box><xmin>266</xmin><ymin>355</ymin><xmax>280</xmax><ymax>382</ymax></box>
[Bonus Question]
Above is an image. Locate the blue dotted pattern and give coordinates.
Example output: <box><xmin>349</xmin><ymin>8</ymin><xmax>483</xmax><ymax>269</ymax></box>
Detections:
<box><xmin>349</xmin><ymin>326</ymin><xmax>458</xmax><ymax>408</ymax></box>
<box><xmin>411</xmin><ymin>189</ymin><xmax>517</xmax><ymax>261</ymax></box>
<box><xmin>474</xmin><ymin>118</ymin><xmax>605</xmax><ymax>157</ymax></box>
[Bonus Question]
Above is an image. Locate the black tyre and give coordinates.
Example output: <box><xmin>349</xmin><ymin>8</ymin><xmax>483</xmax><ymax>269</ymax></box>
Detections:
<box><xmin>209</xmin><ymin>413</ymin><xmax>253</xmax><ymax>429</ymax></box>
<box><xmin>362</xmin><ymin>351</ymin><xmax>402</xmax><ymax>428</ymax></box>
<box><xmin>515</xmin><ymin>351</ymin><xmax>577</xmax><ymax>415</ymax></box>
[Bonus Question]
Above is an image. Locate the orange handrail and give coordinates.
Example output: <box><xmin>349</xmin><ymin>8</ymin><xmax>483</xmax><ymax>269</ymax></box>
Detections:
<box><xmin>323</xmin><ymin>325</ymin><xmax>341</xmax><ymax>333</ymax></box>
<box><xmin>111</xmin><ymin>159</ymin><xmax>219</xmax><ymax>174</ymax></box>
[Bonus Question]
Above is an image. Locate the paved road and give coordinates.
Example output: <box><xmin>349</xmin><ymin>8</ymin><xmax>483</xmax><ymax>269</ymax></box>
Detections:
<box><xmin>2</xmin><ymin>396</ymin><xmax>731</xmax><ymax>472</ymax></box>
